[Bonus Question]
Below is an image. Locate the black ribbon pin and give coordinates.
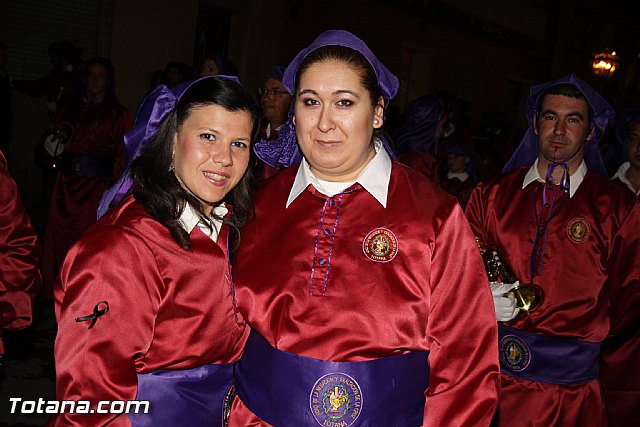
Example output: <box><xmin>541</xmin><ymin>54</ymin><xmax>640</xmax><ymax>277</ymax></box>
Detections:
<box><xmin>75</xmin><ymin>301</ymin><xmax>109</xmax><ymax>329</ymax></box>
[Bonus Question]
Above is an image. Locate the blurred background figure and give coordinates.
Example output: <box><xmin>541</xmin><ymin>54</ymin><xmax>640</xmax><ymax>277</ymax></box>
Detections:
<box><xmin>0</xmin><ymin>149</ymin><xmax>42</xmax><ymax>366</ymax></box>
<box><xmin>254</xmin><ymin>63</ymin><xmax>292</xmax><ymax>181</ymax></box>
<box><xmin>394</xmin><ymin>93</ymin><xmax>448</xmax><ymax>183</ymax></box>
<box><xmin>609</xmin><ymin>107</ymin><xmax>640</xmax><ymax>195</ymax></box>
<box><xmin>473</xmin><ymin>111</ymin><xmax>514</xmax><ymax>181</ymax></box>
<box><xmin>161</xmin><ymin>60</ymin><xmax>193</xmax><ymax>89</ymax></box>
<box><xmin>440</xmin><ymin>141</ymin><xmax>477</xmax><ymax>209</ymax></box>
<box><xmin>600</xmin><ymin>106</ymin><xmax>640</xmax><ymax>427</ymax></box>
<box><xmin>40</xmin><ymin>57</ymin><xmax>133</xmax><ymax>298</ymax></box>
<box><xmin>13</xmin><ymin>40</ymin><xmax>82</xmax><ymax>116</ymax></box>
<box><xmin>197</xmin><ymin>51</ymin><xmax>238</xmax><ymax>77</ymax></box>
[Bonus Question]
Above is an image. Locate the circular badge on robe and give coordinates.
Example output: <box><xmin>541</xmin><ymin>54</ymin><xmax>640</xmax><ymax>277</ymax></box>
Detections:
<box><xmin>362</xmin><ymin>228</ymin><xmax>398</xmax><ymax>262</ymax></box>
<box><xmin>499</xmin><ymin>335</ymin><xmax>531</xmax><ymax>372</ymax></box>
<box><xmin>309</xmin><ymin>373</ymin><xmax>363</xmax><ymax>427</ymax></box>
<box><xmin>566</xmin><ymin>217</ymin><xmax>591</xmax><ymax>243</ymax></box>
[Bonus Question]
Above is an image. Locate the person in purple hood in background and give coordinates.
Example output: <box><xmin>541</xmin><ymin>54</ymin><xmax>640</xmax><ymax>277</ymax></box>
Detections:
<box><xmin>228</xmin><ymin>29</ymin><xmax>499</xmax><ymax>427</ymax></box>
<box><xmin>465</xmin><ymin>74</ymin><xmax>640</xmax><ymax>426</ymax></box>
<box><xmin>599</xmin><ymin>106</ymin><xmax>640</xmax><ymax>427</ymax></box>
<box><xmin>394</xmin><ymin>94</ymin><xmax>448</xmax><ymax>183</ymax></box>
<box><xmin>254</xmin><ymin>63</ymin><xmax>293</xmax><ymax>181</ymax></box>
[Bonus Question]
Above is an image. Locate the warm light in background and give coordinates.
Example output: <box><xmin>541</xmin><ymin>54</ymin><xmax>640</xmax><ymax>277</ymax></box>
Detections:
<box><xmin>592</xmin><ymin>49</ymin><xmax>619</xmax><ymax>78</ymax></box>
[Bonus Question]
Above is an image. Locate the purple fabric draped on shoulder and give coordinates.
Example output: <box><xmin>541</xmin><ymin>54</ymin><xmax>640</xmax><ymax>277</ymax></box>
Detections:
<box><xmin>253</xmin><ymin>29</ymin><xmax>400</xmax><ymax>168</ymax></box>
<box><xmin>503</xmin><ymin>73</ymin><xmax>613</xmax><ymax>175</ymax></box>
<box><xmin>96</xmin><ymin>75</ymin><xmax>240</xmax><ymax>219</ymax></box>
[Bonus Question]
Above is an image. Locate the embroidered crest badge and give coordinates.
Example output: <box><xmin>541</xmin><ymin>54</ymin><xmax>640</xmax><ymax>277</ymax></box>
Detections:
<box><xmin>500</xmin><ymin>335</ymin><xmax>531</xmax><ymax>372</ymax></box>
<box><xmin>310</xmin><ymin>373</ymin><xmax>363</xmax><ymax>427</ymax></box>
<box><xmin>362</xmin><ymin>228</ymin><xmax>398</xmax><ymax>262</ymax></box>
<box><xmin>566</xmin><ymin>217</ymin><xmax>590</xmax><ymax>243</ymax></box>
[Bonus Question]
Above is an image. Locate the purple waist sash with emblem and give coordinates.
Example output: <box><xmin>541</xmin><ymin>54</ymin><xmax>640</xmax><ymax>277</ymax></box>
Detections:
<box><xmin>130</xmin><ymin>363</ymin><xmax>233</xmax><ymax>427</ymax></box>
<box><xmin>235</xmin><ymin>331</ymin><xmax>429</xmax><ymax>427</ymax></box>
<box><xmin>498</xmin><ymin>323</ymin><xmax>600</xmax><ymax>385</ymax></box>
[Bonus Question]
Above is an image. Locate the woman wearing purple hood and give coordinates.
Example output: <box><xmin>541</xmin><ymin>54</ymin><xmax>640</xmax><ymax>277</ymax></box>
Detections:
<box><xmin>51</xmin><ymin>75</ymin><xmax>259</xmax><ymax>426</ymax></box>
<box><xmin>229</xmin><ymin>29</ymin><xmax>499</xmax><ymax>427</ymax></box>
<box><xmin>466</xmin><ymin>74</ymin><xmax>640</xmax><ymax>426</ymax></box>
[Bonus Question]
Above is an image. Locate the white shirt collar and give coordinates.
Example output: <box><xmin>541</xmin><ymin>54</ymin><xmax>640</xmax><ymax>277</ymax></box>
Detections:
<box><xmin>612</xmin><ymin>161</ymin><xmax>640</xmax><ymax>196</ymax></box>
<box><xmin>178</xmin><ymin>202</ymin><xmax>228</xmax><ymax>242</ymax></box>
<box><xmin>522</xmin><ymin>158</ymin><xmax>587</xmax><ymax>198</ymax></box>
<box><xmin>447</xmin><ymin>170</ymin><xmax>469</xmax><ymax>182</ymax></box>
<box><xmin>286</xmin><ymin>138</ymin><xmax>392</xmax><ymax>208</ymax></box>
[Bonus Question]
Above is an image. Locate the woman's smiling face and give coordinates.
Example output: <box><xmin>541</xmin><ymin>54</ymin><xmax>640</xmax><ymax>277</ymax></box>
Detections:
<box><xmin>173</xmin><ymin>104</ymin><xmax>253</xmax><ymax>215</ymax></box>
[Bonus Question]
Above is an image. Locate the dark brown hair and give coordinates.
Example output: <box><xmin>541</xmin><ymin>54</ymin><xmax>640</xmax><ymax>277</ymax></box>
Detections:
<box><xmin>130</xmin><ymin>76</ymin><xmax>260</xmax><ymax>250</ymax></box>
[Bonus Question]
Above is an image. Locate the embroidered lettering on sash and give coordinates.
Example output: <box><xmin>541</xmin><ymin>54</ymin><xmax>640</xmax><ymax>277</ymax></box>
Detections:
<box><xmin>500</xmin><ymin>334</ymin><xmax>531</xmax><ymax>372</ymax></box>
<box><xmin>309</xmin><ymin>373</ymin><xmax>363</xmax><ymax>427</ymax></box>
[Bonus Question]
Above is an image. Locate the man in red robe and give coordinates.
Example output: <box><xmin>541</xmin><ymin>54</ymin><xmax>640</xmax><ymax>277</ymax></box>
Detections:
<box><xmin>600</xmin><ymin>107</ymin><xmax>640</xmax><ymax>427</ymax></box>
<box><xmin>41</xmin><ymin>57</ymin><xmax>132</xmax><ymax>297</ymax></box>
<box><xmin>466</xmin><ymin>74</ymin><xmax>640</xmax><ymax>426</ymax></box>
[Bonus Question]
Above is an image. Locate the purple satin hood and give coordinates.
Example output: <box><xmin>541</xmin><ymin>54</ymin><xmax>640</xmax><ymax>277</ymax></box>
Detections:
<box><xmin>254</xmin><ymin>29</ymin><xmax>399</xmax><ymax>168</ymax></box>
<box><xmin>97</xmin><ymin>75</ymin><xmax>240</xmax><ymax>219</ymax></box>
<box><xmin>503</xmin><ymin>73</ymin><xmax>613</xmax><ymax>175</ymax></box>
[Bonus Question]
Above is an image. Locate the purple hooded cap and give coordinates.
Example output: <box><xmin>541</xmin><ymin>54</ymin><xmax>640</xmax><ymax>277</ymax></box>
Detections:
<box><xmin>96</xmin><ymin>75</ymin><xmax>241</xmax><ymax>219</ymax></box>
<box><xmin>602</xmin><ymin>107</ymin><xmax>640</xmax><ymax>173</ymax></box>
<box><xmin>502</xmin><ymin>73</ymin><xmax>613</xmax><ymax>176</ymax></box>
<box><xmin>394</xmin><ymin>94</ymin><xmax>447</xmax><ymax>157</ymax></box>
<box><xmin>254</xmin><ymin>29</ymin><xmax>400</xmax><ymax>168</ymax></box>
<box><xmin>265</xmin><ymin>63</ymin><xmax>287</xmax><ymax>83</ymax></box>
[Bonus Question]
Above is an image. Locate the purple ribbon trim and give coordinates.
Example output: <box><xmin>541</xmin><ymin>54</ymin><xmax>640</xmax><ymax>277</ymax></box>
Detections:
<box><xmin>235</xmin><ymin>331</ymin><xmax>429</xmax><ymax>427</ymax></box>
<box><xmin>543</xmin><ymin>161</ymin><xmax>569</xmax><ymax>205</ymax></box>
<box><xmin>130</xmin><ymin>363</ymin><xmax>233</xmax><ymax>427</ymax></box>
<box><xmin>498</xmin><ymin>324</ymin><xmax>600</xmax><ymax>385</ymax></box>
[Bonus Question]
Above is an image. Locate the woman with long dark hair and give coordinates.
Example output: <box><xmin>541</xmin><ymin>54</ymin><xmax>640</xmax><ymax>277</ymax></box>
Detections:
<box><xmin>50</xmin><ymin>75</ymin><xmax>259</xmax><ymax>427</ymax></box>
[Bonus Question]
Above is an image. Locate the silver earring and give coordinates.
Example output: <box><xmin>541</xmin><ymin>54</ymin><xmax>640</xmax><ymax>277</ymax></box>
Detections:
<box><xmin>373</xmin><ymin>119</ymin><xmax>379</xmax><ymax>125</ymax></box>
<box><xmin>169</xmin><ymin>158</ymin><xmax>175</xmax><ymax>172</ymax></box>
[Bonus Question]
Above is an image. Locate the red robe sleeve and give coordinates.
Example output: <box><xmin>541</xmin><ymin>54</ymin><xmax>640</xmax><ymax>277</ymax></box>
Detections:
<box><xmin>0</xmin><ymin>151</ymin><xmax>42</xmax><ymax>354</ymax></box>
<box><xmin>51</xmin><ymin>227</ymin><xmax>161</xmax><ymax>426</ymax></box>
<box><xmin>600</xmin><ymin>202</ymin><xmax>640</xmax><ymax>427</ymax></box>
<box><xmin>606</xmin><ymin>202</ymin><xmax>640</xmax><ymax>336</ymax></box>
<box><xmin>464</xmin><ymin>181</ymin><xmax>486</xmax><ymax>240</ymax></box>
<box><xmin>424</xmin><ymin>199</ymin><xmax>500</xmax><ymax>425</ymax></box>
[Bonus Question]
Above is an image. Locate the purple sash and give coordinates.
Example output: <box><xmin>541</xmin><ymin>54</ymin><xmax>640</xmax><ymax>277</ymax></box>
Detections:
<box><xmin>130</xmin><ymin>363</ymin><xmax>233</xmax><ymax>427</ymax></box>
<box><xmin>235</xmin><ymin>331</ymin><xmax>429</xmax><ymax>427</ymax></box>
<box><xmin>498</xmin><ymin>323</ymin><xmax>600</xmax><ymax>385</ymax></box>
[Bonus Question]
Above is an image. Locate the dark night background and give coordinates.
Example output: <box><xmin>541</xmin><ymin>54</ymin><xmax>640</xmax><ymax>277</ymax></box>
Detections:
<box><xmin>0</xmin><ymin>0</ymin><xmax>639</xmax><ymax>425</ymax></box>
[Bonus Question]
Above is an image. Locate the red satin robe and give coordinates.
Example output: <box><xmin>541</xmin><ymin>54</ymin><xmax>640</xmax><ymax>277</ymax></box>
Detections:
<box><xmin>396</xmin><ymin>151</ymin><xmax>439</xmax><ymax>183</ymax></box>
<box><xmin>41</xmin><ymin>96</ymin><xmax>133</xmax><ymax>297</ymax></box>
<box><xmin>49</xmin><ymin>196</ymin><xmax>247</xmax><ymax>426</ymax></box>
<box><xmin>440</xmin><ymin>175</ymin><xmax>477</xmax><ymax>210</ymax></box>
<box><xmin>229</xmin><ymin>163</ymin><xmax>500</xmax><ymax>426</ymax></box>
<box><xmin>466</xmin><ymin>167</ymin><xmax>640</xmax><ymax>427</ymax></box>
<box><xmin>0</xmin><ymin>151</ymin><xmax>42</xmax><ymax>354</ymax></box>
<box><xmin>599</xmin><ymin>177</ymin><xmax>640</xmax><ymax>427</ymax></box>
